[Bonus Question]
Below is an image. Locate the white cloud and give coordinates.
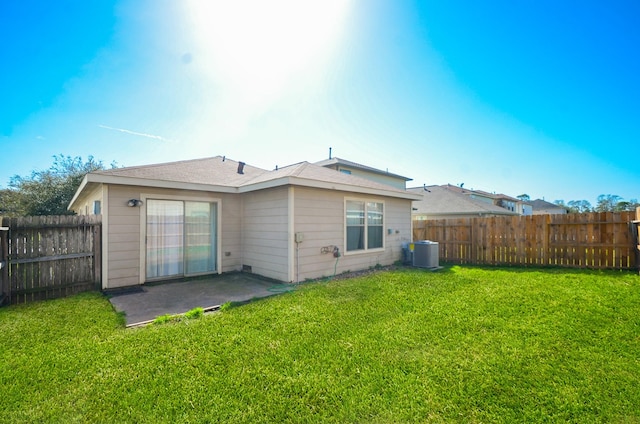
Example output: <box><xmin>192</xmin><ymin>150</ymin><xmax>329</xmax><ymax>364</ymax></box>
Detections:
<box><xmin>98</xmin><ymin>125</ymin><xmax>177</xmax><ymax>143</ymax></box>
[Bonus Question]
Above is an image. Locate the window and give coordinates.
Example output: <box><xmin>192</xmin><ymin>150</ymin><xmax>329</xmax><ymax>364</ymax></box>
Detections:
<box><xmin>93</xmin><ymin>200</ymin><xmax>101</xmax><ymax>215</ymax></box>
<box><xmin>346</xmin><ymin>200</ymin><xmax>384</xmax><ymax>252</ymax></box>
<box><xmin>146</xmin><ymin>199</ymin><xmax>217</xmax><ymax>280</ymax></box>
<box><xmin>339</xmin><ymin>169</ymin><xmax>352</xmax><ymax>175</ymax></box>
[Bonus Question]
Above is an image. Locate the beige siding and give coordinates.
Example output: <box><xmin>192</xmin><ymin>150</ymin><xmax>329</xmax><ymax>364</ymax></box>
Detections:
<box><xmin>71</xmin><ymin>184</ymin><xmax>104</xmax><ymax>215</ymax></box>
<box><xmin>106</xmin><ymin>185</ymin><xmax>143</xmax><ymax>288</ymax></box>
<box><xmin>335</xmin><ymin>167</ymin><xmax>407</xmax><ymax>190</ymax></box>
<box><xmin>292</xmin><ymin>187</ymin><xmax>412</xmax><ymax>282</ymax></box>
<box><xmin>104</xmin><ymin>185</ymin><xmax>241</xmax><ymax>289</ymax></box>
<box><xmin>219</xmin><ymin>195</ymin><xmax>243</xmax><ymax>273</ymax></box>
<box><xmin>99</xmin><ymin>182</ymin><xmax>413</xmax><ymax>288</ymax></box>
<box><xmin>241</xmin><ymin>187</ymin><xmax>289</xmax><ymax>281</ymax></box>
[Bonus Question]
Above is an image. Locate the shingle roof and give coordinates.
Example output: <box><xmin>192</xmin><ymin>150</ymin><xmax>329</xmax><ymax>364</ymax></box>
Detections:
<box><xmin>531</xmin><ymin>199</ymin><xmax>565</xmax><ymax>211</ymax></box>
<box><xmin>441</xmin><ymin>184</ymin><xmax>495</xmax><ymax>198</ymax></box>
<box><xmin>409</xmin><ymin>185</ymin><xmax>519</xmax><ymax>216</ymax></box>
<box><xmin>314</xmin><ymin>157</ymin><xmax>412</xmax><ymax>181</ymax></box>
<box><xmin>72</xmin><ymin>156</ymin><xmax>421</xmax><ymax>205</ymax></box>
<box><xmin>93</xmin><ymin>156</ymin><xmax>267</xmax><ymax>187</ymax></box>
<box><xmin>245</xmin><ymin>161</ymin><xmax>411</xmax><ymax>192</ymax></box>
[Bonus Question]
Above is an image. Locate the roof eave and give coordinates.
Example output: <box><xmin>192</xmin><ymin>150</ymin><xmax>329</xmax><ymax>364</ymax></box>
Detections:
<box><xmin>318</xmin><ymin>158</ymin><xmax>412</xmax><ymax>181</ymax></box>
<box><xmin>240</xmin><ymin>176</ymin><xmax>422</xmax><ymax>200</ymax></box>
<box><xmin>75</xmin><ymin>173</ymin><xmax>239</xmax><ymax>196</ymax></box>
<box><xmin>68</xmin><ymin>174</ymin><xmax>91</xmax><ymax>211</ymax></box>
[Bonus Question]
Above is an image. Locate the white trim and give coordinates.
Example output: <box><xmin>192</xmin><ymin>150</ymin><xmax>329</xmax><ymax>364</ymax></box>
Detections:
<box><xmin>83</xmin><ymin>173</ymin><xmax>237</xmax><ymax>194</ymax></box>
<box><xmin>140</xmin><ymin>193</ymin><xmax>223</xmax><ymax>283</ymax></box>
<box><xmin>240</xmin><ymin>176</ymin><xmax>422</xmax><ymax>200</ymax></box>
<box><xmin>343</xmin><ymin>197</ymin><xmax>386</xmax><ymax>256</ymax></box>
<box><xmin>138</xmin><ymin>196</ymin><xmax>146</xmax><ymax>285</ymax></box>
<box><xmin>102</xmin><ymin>184</ymin><xmax>109</xmax><ymax>289</ymax></box>
<box><xmin>216</xmin><ymin>201</ymin><xmax>222</xmax><ymax>276</ymax></box>
<box><xmin>288</xmin><ymin>186</ymin><xmax>295</xmax><ymax>283</ymax></box>
<box><xmin>68</xmin><ymin>174</ymin><xmax>90</xmax><ymax>210</ymax></box>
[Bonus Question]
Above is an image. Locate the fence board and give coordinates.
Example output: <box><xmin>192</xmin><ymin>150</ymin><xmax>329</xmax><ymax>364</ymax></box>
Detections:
<box><xmin>0</xmin><ymin>226</ymin><xmax>8</xmax><ymax>305</ymax></box>
<box><xmin>0</xmin><ymin>215</ymin><xmax>102</xmax><ymax>305</ymax></box>
<box><xmin>413</xmin><ymin>211</ymin><xmax>637</xmax><ymax>271</ymax></box>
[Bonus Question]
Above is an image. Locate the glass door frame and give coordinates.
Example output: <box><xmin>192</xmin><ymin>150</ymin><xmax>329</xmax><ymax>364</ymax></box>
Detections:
<box><xmin>139</xmin><ymin>194</ymin><xmax>222</xmax><ymax>284</ymax></box>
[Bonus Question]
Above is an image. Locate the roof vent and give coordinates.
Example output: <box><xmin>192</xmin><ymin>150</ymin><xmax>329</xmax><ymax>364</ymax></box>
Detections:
<box><xmin>237</xmin><ymin>162</ymin><xmax>245</xmax><ymax>174</ymax></box>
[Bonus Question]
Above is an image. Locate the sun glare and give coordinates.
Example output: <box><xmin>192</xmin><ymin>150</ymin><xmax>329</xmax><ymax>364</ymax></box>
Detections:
<box><xmin>184</xmin><ymin>0</ymin><xmax>352</xmax><ymax>107</ymax></box>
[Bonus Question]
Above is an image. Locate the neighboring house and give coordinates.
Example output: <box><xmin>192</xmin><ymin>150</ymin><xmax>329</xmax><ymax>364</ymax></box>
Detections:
<box><xmin>68</xmin><ymin>156</ymin><xmax>422</xmax><ymax>290</ymax></box>
<box><xmin>409</xmin><ymin>185</ymin><xmax>519</xmax><ymax>220</ymax></box>
<box><xmin>315</xmin><ymin>157</ymin><xmax>412</xmax><ymax>190</ymax></box>
<box><xmin>440</xmin><ymin>184</ymin><xmax>532</xmax><ymax>216</ymax></box>
<box><xmin>531</xmin><ymin>199</ymin><xmax>569</xmax><ymax>215</ymax></box>
<box><xmin>519</xmin><ymin>202</ymin><xmax>533</xmax><ymax>216</ymax></box>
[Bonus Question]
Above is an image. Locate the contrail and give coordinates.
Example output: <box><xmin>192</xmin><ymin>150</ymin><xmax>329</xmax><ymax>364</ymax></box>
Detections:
<box><xmin>98</xmin><ymin>125</ymin><xmax>176</xmax><ymax>143</ymax></box>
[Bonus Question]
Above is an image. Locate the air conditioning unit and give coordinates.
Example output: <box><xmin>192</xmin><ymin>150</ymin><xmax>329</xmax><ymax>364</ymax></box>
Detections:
<box><xmin>413</xmin><ymin>240</ymin><xmax>439</xmax><ymax>268</ymax></box>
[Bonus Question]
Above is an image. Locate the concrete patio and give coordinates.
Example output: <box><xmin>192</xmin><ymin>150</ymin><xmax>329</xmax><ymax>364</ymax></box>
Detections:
<box><xmin>107</xmin><ymin>273</ymin><xmax>293</xmax><ymax>327</ymax></box>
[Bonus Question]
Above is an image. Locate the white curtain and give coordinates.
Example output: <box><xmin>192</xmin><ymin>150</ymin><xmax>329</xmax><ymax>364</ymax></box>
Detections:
<box><xmin>146</xmin><ymin>200</ymin><xmax>184</xmax><ymax>279</ymax></box>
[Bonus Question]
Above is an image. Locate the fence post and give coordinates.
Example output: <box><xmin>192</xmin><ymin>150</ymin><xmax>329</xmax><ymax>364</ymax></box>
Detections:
<box><xmin>0</xmin><ymin>220</ymin><xmax>9</xmax><ymax>306</ymax></box>
<box><xmin>633</xmin><ymin>207</ymin><xmax>640</xmax><ymax>274</ymax></box>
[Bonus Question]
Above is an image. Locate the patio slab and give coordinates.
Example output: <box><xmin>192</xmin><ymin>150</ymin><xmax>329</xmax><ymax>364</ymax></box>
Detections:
<box><xmin>107</xmin><ymin>273</ymin><xmax>292</xmax><ymax>327</ymax></box>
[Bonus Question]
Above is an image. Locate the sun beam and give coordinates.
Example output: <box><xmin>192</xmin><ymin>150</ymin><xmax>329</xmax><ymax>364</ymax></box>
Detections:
<box><xmin>184</xmin><ymin>0</ymin><xmax>352</xmax><ymax>107</ymax></box>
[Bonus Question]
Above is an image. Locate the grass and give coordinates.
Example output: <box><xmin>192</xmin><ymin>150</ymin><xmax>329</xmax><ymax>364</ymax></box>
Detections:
<box><xmin>1</xmin><ymin>266</ymin><xmax>639</xmax><ymax>423</ymax></box>
<box><xmin>153</xmin><ymin>307</ymin><xmax>205</xmax><ymax>325</ymax></box>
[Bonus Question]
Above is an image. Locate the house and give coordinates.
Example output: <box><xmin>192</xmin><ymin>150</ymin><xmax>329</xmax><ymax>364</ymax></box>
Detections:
<box><xmin>531</xmin><ymin>199</ymin><xmax>568</xmax><ymax>215</ymax></box>
<box><xmin>409</xmin><ymin>185</ymin><xmax>520</xmax><ymax>220</ymax></box>
<box><xmin>68</xmin><ymin>156</ymin><xmax>422</xmax><ymax>290</ymax></box>
<box><xmin>314</xmin><ymin>157</ymin><xmax>412</xmax><ymax>190</ymax></box>
<box><xmin>440</xmin><ymin>184</ymin><xmax>532</xmax><ymax>215</ymax></box>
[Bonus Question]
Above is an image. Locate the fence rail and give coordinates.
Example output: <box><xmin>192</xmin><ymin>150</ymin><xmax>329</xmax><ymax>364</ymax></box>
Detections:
<box><xmin>0</xmin><ymin>215</ymin><xmax>101</xmax><ymax>305</ymax></box>
<box><xmin>413</xmin><ymin>211</ymin><xmax>639</xmax><ymax>271</ymax></box>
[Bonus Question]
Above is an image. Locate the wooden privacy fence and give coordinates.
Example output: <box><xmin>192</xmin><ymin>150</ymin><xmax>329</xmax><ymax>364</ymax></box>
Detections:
<box><xmin>0</xmin><ymin>226</ymin><xmax>8</xmax><ymax>305</ymax></box>
<box><xmin>0</xmin><ymin>215</ymin><xmax>101</xmax><ymax>305</ymax></box>
<box><xmin>413</xmin><ymin>211</ymin><xmax>640</xmax><ymax>271</ymax></box>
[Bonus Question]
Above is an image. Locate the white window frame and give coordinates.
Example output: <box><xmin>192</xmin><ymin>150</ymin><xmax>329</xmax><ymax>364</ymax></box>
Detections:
<box><xmin>344</xmin><ymin>197</ymin><xmax>385</xmax><ymax>255</ymax></box>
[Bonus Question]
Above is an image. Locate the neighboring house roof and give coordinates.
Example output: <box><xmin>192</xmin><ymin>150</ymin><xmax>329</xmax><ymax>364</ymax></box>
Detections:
<box><xmin>531</xmin><ymin>199</ymin><xmax>567</xmax><ymax>212</ymax></box>
<box><xmin>442</xmin><ymin>184</ymin><xmax>493</xmax><ymax>197</ymax></box>
<box><xmin>69</xmin><ymin>156</ymin><xmax>421</xmax><ymax>209</ymax></box>
<box><xmin>441</xmin><ymin>184</ymin><xmax>521</xmax><ymax>202</ymax></box>
<box><xmin>409</xmin><ymin>185</ymin><xmax>519</xmax><ymax>217</ymax></box>
<box><xmin>494</xmin><ymin>193</ymin><xmax>521</xmax><ymax>202</ymax></box>
<box><xmin>314</xmin><ymin>157</ymin><xmax>412</xmax><ymax>182</ymax></box>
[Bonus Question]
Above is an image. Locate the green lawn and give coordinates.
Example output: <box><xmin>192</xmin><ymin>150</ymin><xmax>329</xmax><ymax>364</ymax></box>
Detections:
<box><xmin>1</xmin><ymin>266</ymin><xmax>639</xmax><ymax>423</ymax></box>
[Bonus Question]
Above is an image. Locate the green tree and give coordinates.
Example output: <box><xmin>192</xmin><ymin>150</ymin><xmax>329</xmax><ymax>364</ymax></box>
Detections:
<box><xmin>567</xmin><ymin>200</ymin><xmax>592</xmax><ymax>213</ymax></box>
<box><xmin>595</xmin><ymin>194</ymin><xmax>622</xmax><ymax>212</ymax></box>
<box><xmin>614</xmin><ymin>199</ymin><xmax>639</xmax><ymax>212</ymax></box>
<box><xmin>517</xmin><ymin>194</ymin><xmax>530</xmax><ymax>202</ymax></box>
<box><xmin>1</xmin><ymin>155</ymin><xmax>115</xmax><ymax>216</ymax></box>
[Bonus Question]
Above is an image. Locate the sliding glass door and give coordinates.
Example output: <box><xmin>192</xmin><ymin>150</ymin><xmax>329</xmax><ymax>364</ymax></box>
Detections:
<box><xmin>146</xmin><ymin>200</ymin><xmax>216</xmax><ymax>280</ymax></box>
<box><xmin>185</xmin><ymin>201</ymin><xmax>216</xmax><ymax>275</ymax></box>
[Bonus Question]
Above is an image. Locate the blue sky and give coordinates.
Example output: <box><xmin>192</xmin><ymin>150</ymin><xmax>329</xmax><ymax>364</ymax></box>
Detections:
<box><xmin>1</xmin><ymin>0</ymin><xmax>638</xmax><ymax>205</ymax></box>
